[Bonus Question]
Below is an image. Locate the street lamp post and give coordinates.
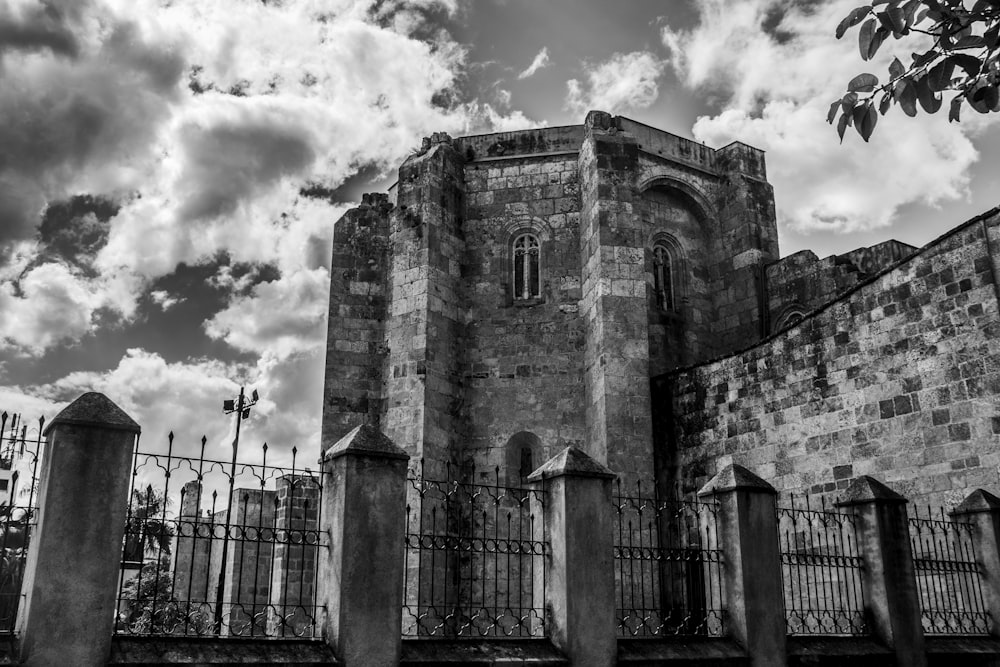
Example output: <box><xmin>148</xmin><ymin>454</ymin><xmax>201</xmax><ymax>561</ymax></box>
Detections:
<box><xmin>214</xmin><ymin>385</ymin><xmax>259</xmax><ymax>635</ymax></box>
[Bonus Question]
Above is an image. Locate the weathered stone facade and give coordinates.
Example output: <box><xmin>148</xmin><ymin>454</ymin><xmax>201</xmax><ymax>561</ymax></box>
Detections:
<box><xmin>322</xmin><ymin>110</ymin><xmax>1000</xmax><ymax>508</ymax></box>
<box><xmin>668</xmin><ymin>211</ymin><xmax>1000</xmax><ymax>507</ymax></box>
<box><xmin>322</xmin><ymin>111</ymin><xmax>777</xmax><ymax>488</ymax></box>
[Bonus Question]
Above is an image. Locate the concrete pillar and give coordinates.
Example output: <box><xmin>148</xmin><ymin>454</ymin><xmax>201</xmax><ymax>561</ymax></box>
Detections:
<box><xmin>319</xmin><ymin>424</ymin><xmax>408</xmax><ymax>667</ymax></box>
<box><xmin>698</xmin><ymin>464</ymin><xmax>786</xmax><ymax>667</ymax></box>
<box><xmin>950</xmin><ymin>488</ymin><xmax>1000</xmax><ymax>638</ymax></box>
<box><xmin>17</xmin><ymin>392</ymin><xmax>139</xmax><ymax>667</ymax></box>
<box><xmin>528</xmin><ymin>446</ymin><xmax>616</xmax><ymax>667</ymax></box>
<box><xmin>837</xmin><ymin>476</ymin><xmax>926</xmax><ymax>667</ymax></box>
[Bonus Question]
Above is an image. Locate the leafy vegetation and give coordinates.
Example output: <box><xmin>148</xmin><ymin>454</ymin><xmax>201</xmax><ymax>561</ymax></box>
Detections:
<box><xmin>830</xmin><ymin>0</ymin><xmax>1000</xmax><ymax>141</ymax></box>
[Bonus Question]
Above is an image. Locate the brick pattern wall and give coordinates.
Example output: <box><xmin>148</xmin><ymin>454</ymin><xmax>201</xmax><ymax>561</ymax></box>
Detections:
<box><xmin>669</xmin><ymin>213</ymin><xmax>1000</xmax><ymax>507</ymax></box>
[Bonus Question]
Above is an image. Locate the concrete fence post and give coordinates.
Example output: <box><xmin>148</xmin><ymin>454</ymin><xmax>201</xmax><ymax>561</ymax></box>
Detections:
<box><xmin>17</xmin><ymin>392</ymin><xmax>140</xmax><ymax>667</ymax></box>
<box><xmin>318</xmin><ymin>424</ymin><xmax>408</xmax><ymax>667</ymax></box>
<box><xmin>837</xmin><ymin>476</ymin><xmax>926</xmax><ymax>667</ymax></box>
<box><xmin>698</xmin><ymin>464</ymin><xmax>786</xmax><ymax>667</ymax></box>
<box><xmin>950</xmin><ymin>488</ymin><xmax>1000</xmax><ymax>639</ymax></box>
<box><xmin>527</xmin><ymin>446</ymin><xmax>616</xmax><ymax>667</ymax></box>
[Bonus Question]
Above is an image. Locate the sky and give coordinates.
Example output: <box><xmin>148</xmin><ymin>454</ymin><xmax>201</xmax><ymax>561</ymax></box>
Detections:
<box><xmin>1</xmin><ymin>0</ymin><xmax>998</xmax><ymax>465</ymax></box>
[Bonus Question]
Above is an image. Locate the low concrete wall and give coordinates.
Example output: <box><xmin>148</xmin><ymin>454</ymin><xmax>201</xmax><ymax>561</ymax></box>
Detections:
<box><xmin>107</xmin><ymin>637</ymin><xmax>334</xmax><ymax>666</ymax></box>
<box><xmin>400</xmin><ymin>639</ymin><xmax>567</xmax><ymax>665</ymax></box>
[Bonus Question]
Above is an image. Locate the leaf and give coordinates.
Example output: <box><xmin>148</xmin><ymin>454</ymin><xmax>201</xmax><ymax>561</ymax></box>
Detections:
<box><xmin>971</xmin><ymin>84</ymin><xmax>1000</xmax><ymax>112</ymax></box>
<box><xmin>841</xmin><ymin>91</ymin><xmax>859</xmax><ymax>113</ymax></box>
<box><xmin>948</xmin><ymin>53</ymin><xmax>983</xmax><ymax>77</ymax></box>
<box><xmin>837</xmin><ymin>109</ymin><xmax>850</xmax><ymax>141</ymax></box>
<box><xmin>859</xmin><ymin>18</ymin><xmax>878</xmax><ymax>60</ymax></box>
<box><xmin>927</xmin><ymin>59</ymin><xmax>955</xmax><ymax>91</ymax></box>
<box><xmin>885</xmin><ymin>6</ymin><xmax>907</xmax><ymax>35</ymax></box>
<box><xmin>868</xmin><ymin>26</ymin><xmax>890</xmax><ymax>59</ymax></box>
<box><xmin>902</xmin><ymin>0</ymin><xmax>920</xmax><ymax>25</ymax></box>
<box><xmin>889</xmin><ymin>57</ymin><xmax>906</xmax><ymax>79</ymax></box>
<box><xmin>837</xmin><ymin>6</ymin><xmax>873</xmax><ymax>38</ymax></box>
<box><xmin>879</xmin><ymin>91</ymin><xmax>893</xmax><ymax>115</ymax></box>
<box><xmin>856</xmin><ymin>102</ymin><xmax>878</xmax><ymax>142</ymax></box>
<box><xmin>848</xmin><ymin>73</ymin><xmax>880</xmax><ymax>92</ymax></box>
<box><xmin>985</xmin><ymin>25</ymin><xmax>1000</xmax><ymax>50</ymax></box>
<box><xmin>912</xmin><ymin>50</ymin><xmax>937</xmax><ymax>67</ymax></box>
<box><xmin>916</xmin><ymin>76</ymin><xmax>942</xmax><ymax>113</ymax></box>
<box><xmin>898</xmin><ymin>79</ymin><xmax>919</xmax><ymax>116</ymax></box>
<box><xmin>827</xmin><ymin>100</ymin><xmax>841</xmax><ymax>124</ymax></box>
<box><xmin>956</xmin><ymin>35</ymin><xmax>986</xmax><ymax>49</ymax></box>
<box><xmin>949</xmin><ymin>95</ymin><xmax>962</xmax><ymax>122</ymax></box>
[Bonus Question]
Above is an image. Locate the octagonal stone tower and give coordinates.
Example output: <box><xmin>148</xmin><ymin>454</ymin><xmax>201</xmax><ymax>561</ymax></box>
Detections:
<box><xmin>321</xmin><ymin>111</ymin><xmax>778</xmax><ymax>493</ymax></box>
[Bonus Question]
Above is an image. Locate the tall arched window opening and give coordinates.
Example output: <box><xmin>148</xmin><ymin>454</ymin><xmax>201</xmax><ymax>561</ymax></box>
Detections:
<box><xmin>505</xmin><ymin>431</ymin><xmax>541</xmax><ymax>486</ymax></box>
<box><xmin>513</xmin><ymin>233</ymin><xmax>540</xmax><ymax>300</ymax></box>
<box><xmin>653</xmin><ymin>243</ymin><xmax>674</xmax><ymax>312</ymax></box>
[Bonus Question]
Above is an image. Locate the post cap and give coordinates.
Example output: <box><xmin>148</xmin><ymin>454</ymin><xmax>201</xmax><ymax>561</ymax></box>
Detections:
<box><xmin>322</xmin><ymin>424</ymin><xmax>408</xmax><ymax>462</ymax></box>
<box><xmin>44</xmin><ymin>392</ymin><xmax>140</xmax><ymax>436</ymax></box>
<box><xmin>697</xmin><ymin>463</ymin><xmax>776</xmax><ymax>497</ymax></box>
<box><xmin>526</xmin><ymin>446</ymin><xmax>615</xmax><ymax>482</ymax></box>
<box><xmin>951</xmin><ymin>489</ymin><xmax>1000</xmax><ymax>516</ymax></box>
<box><xmin>836</xmin><ymin>475</ymin><xmax>906</xmax><ymax>507</ymax></box>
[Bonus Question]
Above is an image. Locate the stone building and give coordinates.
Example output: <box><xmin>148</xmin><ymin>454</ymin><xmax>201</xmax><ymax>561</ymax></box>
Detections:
<box><xmin>321</xmin><ymin>109</ymin><xmax>1000</xmax><ymax>508</ymax></box>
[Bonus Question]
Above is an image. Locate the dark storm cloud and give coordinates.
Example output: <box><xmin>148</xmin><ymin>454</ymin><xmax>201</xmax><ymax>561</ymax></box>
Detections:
<box><xmin>0</xmin><ymin>0</ymin><xmax>85</xmax><ymax>59</ymax></box>
<box><xmin>176</xmin><ymin>121</ymin><xmax>316</xmax><ymax>222</ymax></box>
<box><xmin>33</xmin><ymin>195</ymin><xmax>119</xmax><ymax>275</ymax></box>
<box><xmin>0</xmin><ymin>11</ymin><xmax>185</xmax><ymax>249</ymax></box>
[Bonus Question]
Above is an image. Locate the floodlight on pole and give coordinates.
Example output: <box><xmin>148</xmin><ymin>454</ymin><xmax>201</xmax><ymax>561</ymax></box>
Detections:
<box><xmin>214</xmin><ymin>385</ymin><xmax>260</xmax><ymax>633</ymax></box>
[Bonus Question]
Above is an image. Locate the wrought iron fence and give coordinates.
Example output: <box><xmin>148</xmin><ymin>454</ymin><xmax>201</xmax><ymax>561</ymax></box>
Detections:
<box><xmin>908</xmin><ymin>506</ymin><xmax>990</xmax><ymax>635</ymax></box>
<box><xmin>402</xmin><ymin>465</ymin><xmax>547</xmax><ymax>638</ymax></box>
<box><xmin>777</xmin><ymin>495</ymin><xmax>867</xmax><ymax>636</ymax></box>
<box><xmin>613</xmin><ymin>480</ymin><xmax>724</xmax><ymax>637</ymax></box>
<box><xmin>114</xmin><ymin>432</ymin><xmax>326</xmax><ymax>638</ymax></box>
<box><xmin>0</xmin><ymin>412</ymin><xmax>42</xmax><ymax>635</ymax></box>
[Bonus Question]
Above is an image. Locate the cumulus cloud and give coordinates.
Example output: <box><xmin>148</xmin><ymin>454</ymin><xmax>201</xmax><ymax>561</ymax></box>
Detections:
<box><xmin>149</xmin><ymin>290</ymin><xmax>183</xmax><ymax>311</ymax></box>
<box><xmin>0</xmin><ymin>263</ymin><xmax>105</xmax><ymax>354</ymax></box>
<box><xmin>12</xmin><ymin>346</ymin><xmax>324</xmax><ymax>463</ymax></box>
<box><xmin>565</xmin><ymin>51</ymin><xmax>664</xmax><ymax>115</ymax></box>
<box><xmin>204</xmin><ymin>268</ymin><xmax>329</xmax><ymax>359</ymax></box>
<box><xmin>518</xmin><ymin>47</ymin><xmax>550</xmax><ymax>80</ymax></box>
<box><xmin>661</xmin><ymin>0</ymin><xmax>993</xmax><ymax>233</ymax></box>
<box><xmin>0</xmin><ymin>0</ymin><xmax>540</xmax><ymax>458</ymax></box>
<box><xmin>0</xmin><ymin>4</ymin><xmax>184</xmax><ymax>248</ymax></box>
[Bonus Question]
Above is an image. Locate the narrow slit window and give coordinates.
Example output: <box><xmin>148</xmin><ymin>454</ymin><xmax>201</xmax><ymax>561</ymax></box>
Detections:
<box><xmin>653</xmin><ymin>243</ymin><xmax>674</xmax><ymax>311</ymax></box>
<box><xmin>513</xmin><ymin>233</ymin><xmax>540</xmax><ymax>300</ymax></box>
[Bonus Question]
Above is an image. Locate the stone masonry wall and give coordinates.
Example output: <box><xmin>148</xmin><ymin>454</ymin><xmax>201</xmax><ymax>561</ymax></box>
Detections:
<box><xmin>766</xmin><ymin>240</ymin><xmax>918</xmax><ymax>334</ymax></box>
<box><xmin>461</xmin><ymin>152</ymin><xmax>586</xmax><ymax>483</ymax></box>
<box><xmin>668</xmin><ymin>210</ymin><xmax>1000</xmax><ymax>507</ymax></box>
<box><xmin>321</xmin><ymin>194</ymin><xmax>391</xmax><ymax>451</ymax></box>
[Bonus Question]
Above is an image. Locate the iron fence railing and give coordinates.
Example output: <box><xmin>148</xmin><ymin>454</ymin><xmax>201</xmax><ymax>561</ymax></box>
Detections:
<box><xmin>909</xmin><ymin>507</ymin><xmax>990</xmax><ymax>635</ymax></box>
<box><xmin>0</xmin><ymin>412</ymin><xmax>42</xmax><ymax>635</ymax></box>
<box><xmin>613</xmin><ymin>481</ymin><xmax>725</xmax><ymax>637</ymax></box>
<box><xmin>114</xmin><ymin>433</ymin><xmax>326</xmax><ymax>638</ymax></box>
<box><xmin>402</xmin><ymin>465</ymin><xmax>547</xmax><ymax>638</ymax></box>
<box><xmin>777</xmin><ymin>496</ymin><xmax>867</xmax><ymax>636</ymax></box>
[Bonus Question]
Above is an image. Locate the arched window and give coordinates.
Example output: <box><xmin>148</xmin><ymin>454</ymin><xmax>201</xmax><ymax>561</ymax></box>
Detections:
<box><xmin>774</xmin><ymin>307</ymin><xmax>807</xmax><ymax>333</ymax></box>
<box><xmin>512</xmin><ymin>233</ymin><xmax>540</xmax><ymax>300</ymax></box>
<box><xmin>653</xmin><ymin>242</ymin><xmax>675</xmax><ymax>312</ymax></box>
<box><xmin>505</xmin><ymin>431</ymin><xmax>541</xmax><ymax>485</ymax></box>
